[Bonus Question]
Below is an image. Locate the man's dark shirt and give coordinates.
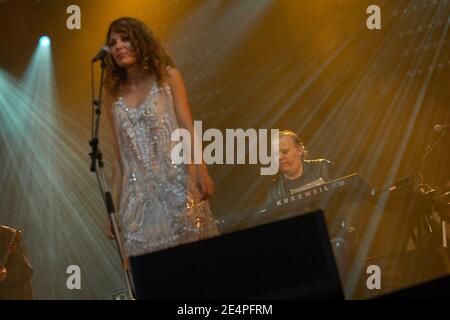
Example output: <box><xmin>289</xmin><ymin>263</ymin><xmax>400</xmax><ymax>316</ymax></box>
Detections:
<box><xmin>267</xmin><ymin>159</ymin><xmax>335</xmax><ymax>203</ymax></box>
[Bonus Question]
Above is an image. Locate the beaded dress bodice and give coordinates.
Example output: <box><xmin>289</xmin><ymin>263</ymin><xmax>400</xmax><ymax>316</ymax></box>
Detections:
<box><xmin>112</xmin><ymin>81</ymin><xmax>218</xmax><ymax>257</ymax></box>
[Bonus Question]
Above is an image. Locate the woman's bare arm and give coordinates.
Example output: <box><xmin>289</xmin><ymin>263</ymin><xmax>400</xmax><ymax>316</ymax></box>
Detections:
<box><xmin>167</xmin><ymin>67</ymin><xmax>214</xmax><ymax>200</ymax></box>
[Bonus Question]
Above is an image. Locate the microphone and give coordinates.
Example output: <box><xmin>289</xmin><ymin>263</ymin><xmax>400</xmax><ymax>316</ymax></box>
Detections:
<box><xmin>92</xmin><ymin>46</ymin><xmax>109</xmax><ymax>62</ymax></box>
<box><xmin>434</xmin><ymin>123</ymin><xmax>450</xmax><ymax>133</ymax></box>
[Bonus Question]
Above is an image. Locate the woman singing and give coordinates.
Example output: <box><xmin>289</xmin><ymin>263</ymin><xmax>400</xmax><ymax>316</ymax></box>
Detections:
<box><xmin>103</xmin><ymin>17</ymin><xmax>219</xmax><ymax>298</ymax></box>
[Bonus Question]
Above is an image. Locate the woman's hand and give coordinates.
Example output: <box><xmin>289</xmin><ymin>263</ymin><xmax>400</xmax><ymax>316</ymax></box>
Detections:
<box><xmin>106</xmin><ymin>219</ymin><xmax>116</xmax><ymax>240</ymax></box>
<box><xmin>0</xmin><ymin>267</ymin><xmax>7</xmax><ymax>283</ymax></box>
<box><xmin>196</xmin><ymin>164</ymin><xmax>215</xmax><ymax>201</ymax></box>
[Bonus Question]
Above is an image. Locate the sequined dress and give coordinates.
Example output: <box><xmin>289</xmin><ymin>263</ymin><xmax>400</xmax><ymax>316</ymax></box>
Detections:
<box><xmin>112</xmin><ymin>81</ymin><xmax>219</xmax><ymax>257</ymax></box>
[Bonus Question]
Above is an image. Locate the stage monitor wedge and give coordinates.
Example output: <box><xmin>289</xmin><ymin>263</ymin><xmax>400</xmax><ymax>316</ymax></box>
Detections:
<box><xmin>132</xmin><ymin>210</ymin><xmax>344</xmax><ymax>300</ymax></box>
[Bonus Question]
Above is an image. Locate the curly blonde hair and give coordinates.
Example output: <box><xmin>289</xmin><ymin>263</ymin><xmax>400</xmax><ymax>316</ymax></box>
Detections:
<box><xmin>103</xmin><ymin>17</ymin><xmax>174</xmax><ymax>99</ymax></box>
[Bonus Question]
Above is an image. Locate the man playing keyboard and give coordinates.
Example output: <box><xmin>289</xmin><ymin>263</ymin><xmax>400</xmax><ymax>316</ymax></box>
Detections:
<box><xmin>267</xmin><ymin>130</ymin><xmax>336</xmax><ymax>203</ymax></box>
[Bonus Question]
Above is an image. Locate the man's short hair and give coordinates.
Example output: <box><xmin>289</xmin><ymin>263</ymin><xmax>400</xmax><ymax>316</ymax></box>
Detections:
<box><xmin>279</xmin><ymin>130</ymin><xmax>308</xmax><ymax>159</ymax></box>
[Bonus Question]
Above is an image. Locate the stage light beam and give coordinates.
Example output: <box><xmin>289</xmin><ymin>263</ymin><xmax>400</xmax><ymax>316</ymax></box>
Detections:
<box><xmin>39</xmin><ymin>36</ymin><xmax>51</xmax><ymax>47</ymax></box>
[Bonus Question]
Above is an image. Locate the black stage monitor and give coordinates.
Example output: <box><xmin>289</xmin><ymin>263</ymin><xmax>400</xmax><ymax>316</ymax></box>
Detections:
<box><xmin>133</xmin><ymin>210</ymin><xmax>344</xmax><ymax>300</ymax></box>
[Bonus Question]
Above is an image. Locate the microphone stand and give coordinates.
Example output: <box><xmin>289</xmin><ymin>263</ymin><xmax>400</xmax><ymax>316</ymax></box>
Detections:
<box><xmin>414</xmin><ymin>126</ymin><xmax>448</xmax><ymax>184</ymax></box>
<box><xmin>89</xmin><ymin>59</ymin><xmax>135</xmax><ymax>300</ymax></box>
<box><xmin>411</xmin><ymin>126</ymin><xmax>449</xmax><ymax>249</ymax></box>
